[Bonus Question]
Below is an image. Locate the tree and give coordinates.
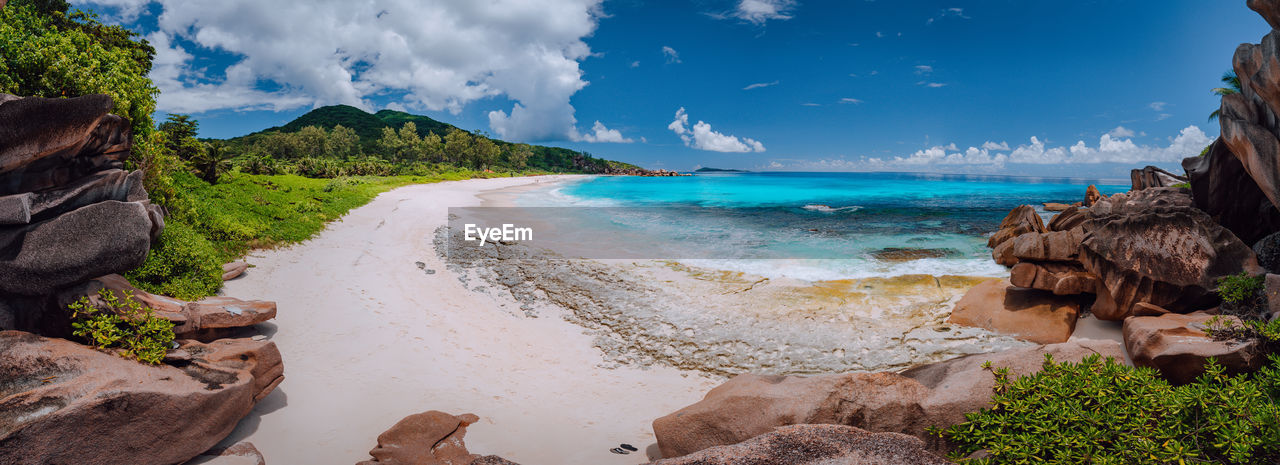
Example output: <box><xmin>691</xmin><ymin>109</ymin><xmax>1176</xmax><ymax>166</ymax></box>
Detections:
<box><xmin>295</xmin><ymin>125</ymin><xmax>329</xmax><ymax>158</ymax></box>
<box><xmin>1210</xmin><ymin>70</ymin><xmax>1243</xmax><ymax>122</ymax></box>
<box><xmin>328</xmin><ymin>125</ymin><xmax>360</xmax><ymax>159</ymax></box>
<box><xmin>396</xmin><ymin>122</ymin><xmax>424</xmax><ymax>161</ymax></box>
<box><xmin>472</xmin><ymin>135</ymin><xmax>500</xmax><ymax>170</ymax></box>
<box><xmin>507</xmin><ymin>143</ymin><xmax>533</xmax><ymax>170</ymax></box>
<box><xmin>158</xmin><ymin>114</ymin><xmax>203</xmax><ymax>163</ymax></box>
<box><xmin>191</xmin><ymin>141</ymin><xmax>235</xmax><ymax>184</ymax></box>
<box><xmin>443</xmin><ymin>128</ymin><xmax>473</xmax><ymax>165</ymax></box>
<box><xmin>423</xmin><ymin>132</ymin><xmax>444</xmax><ymax>163</ymax></box>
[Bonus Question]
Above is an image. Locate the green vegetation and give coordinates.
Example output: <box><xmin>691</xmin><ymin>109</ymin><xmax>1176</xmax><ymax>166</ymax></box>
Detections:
<box><xmin>1210</xmin><ymin>70</ymin><xmax>1242</xmax><ymax>122</ymax></box>
<box><xmin>1218</xmin><ymin>271</ymin><xmax>1267</xmax><ymax>319</ymax></box>
<box><xmin>67</xmin><ymin>289</ymin><xmax>176</xmax><ymax>365</ymax></box>
<box><xmin>936</xmin><ymin>354</ymin><xmax>1280</xmax><ymax>465</ymax></box>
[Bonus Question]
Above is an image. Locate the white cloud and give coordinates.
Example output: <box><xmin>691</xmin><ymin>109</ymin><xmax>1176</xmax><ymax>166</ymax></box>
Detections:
<box><xmin>743</xmin><ymin>81</ymin><xmax>779</xmax><ymax>90</ymax></box>
<box><xmin>573</xmin><ymin>120</ymin><xmax>633</xmax><ymax>143</ymax></box>
<box><xmin>668</xmin><ymin>107</ymin><xmax>766</xmax><ymax>153</ymax></box>
<box><xmin>1149</xmin><ymin>101</ymin><xmax>1167</xmax><ymax>111</ymax></box>
<box><xmin>1157</xmin><ymin>113</ymin><xmax>1172</xmax><ymax>121</ymax></box>
<box><xmin>840</xmin><ymin>98</ymin><xmax>863</xmax><ymax>104</ymax></box>
<box><xmin>1106</xmin><ymin>126</ymin><xmax>1135</xmax><ymax>138</ymax></box>
<box><xmin>801</xmin><ymin>102</ymin><xmax>822</xmax><ymax>107</ymax></box>
<box><xmin>70</xmin><ymin>0</ymin><xmax>149</xmax><ymax>21</ymax></box>
<box><xmin>731</xmin><ymin>0</ymin><xmax>797</xmax><ymax>25</ymax></box>
<box><xmin>630</xmin><ymin>61</ymin><xmax>640</xmax><ymax>68</ymax></box>
<box><xmin>918</xmin><ymin>82</ymin><xmax>947</xmax><ymax>88</ymax></box>
<box><xmin>875</xmin><ymin>31</ymin><xmax>884</xmax><ymax>38</ymax></box>
<box><xmin>769</xmin><ymin>126</ymin><xmax>1211</xmax><ymax>171</ymax></box>
<box><xmin>914</xmin><ymin>65</ymin><xmax>933</xmax><ymax>75</ymax></box>
<box><xmin>77</xmin><ymin>0</ymin><xmax>614</xmax><ymax>143</ymax></box>
<box><xmin>662</xmin><ymin>46</ymin><xmax>682</xmax><ymax>64</ymax></box>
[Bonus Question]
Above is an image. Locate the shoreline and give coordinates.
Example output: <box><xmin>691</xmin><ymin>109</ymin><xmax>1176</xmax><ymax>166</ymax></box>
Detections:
<box><xmin>217</xmin><ymin>175</ymin><xmax>720</xmax><ymax>464</ymax></box>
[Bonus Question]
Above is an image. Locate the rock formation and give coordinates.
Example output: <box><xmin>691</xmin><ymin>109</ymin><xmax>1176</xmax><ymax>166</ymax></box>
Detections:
<box><xmin>356</xmin><ymin>411</ymin><xmax>518</xmax><ymax>465</ymax></box>
<box><xmin>947</xmin><ymin>279</ymin><xmax>1080</xmax><ymax>344</ymax></box>
<box><xmin>646</xmin><ymin>425</ymin><xmax>953</xmax><ymax>465</ymax></box>
<box><xmin>651</xmin><ymin>340</ymin><xmax>1124</xmax><ymax>458</ymax></box>
<box><xmin>1130</xmin><ymin>165</ymin><xmax>1187</xmax><ymax>191</ymax></box>
<box><xmin>1123</xmin><ymin>312</ymin><xmax>1263</xmax><ymax>384</ymax></box>
<box><xmin>0</xmin><ymin>331</ymin><xmax>282</xmax><ymax>465</ymax></box>
<box><xmin>1183</xmin><ymin>140</ymin><xmax>1280</xmax><ymax>245</ymax></box>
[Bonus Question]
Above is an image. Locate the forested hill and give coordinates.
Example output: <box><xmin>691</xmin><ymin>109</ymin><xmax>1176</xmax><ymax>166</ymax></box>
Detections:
<box><xmin>227</xmin><ymin>105</ymin><xmax>642</xmax><ymax>174</ymax></box>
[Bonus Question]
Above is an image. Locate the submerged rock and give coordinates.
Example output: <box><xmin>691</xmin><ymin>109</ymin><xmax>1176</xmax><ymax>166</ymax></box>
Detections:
<box><xmin>0</xmin><ymin>331</ymin><xmax>281</xmax><ymax>465</ymax></box>
<box><xmin>651</xmin><ymin>340</ymin><xmax>1124</xmax><ymax>458</ymax></box>
<box><xmin>646</xmin><ymin>425</ymin><xmax>952</xmax><ymax>465</ymax></box>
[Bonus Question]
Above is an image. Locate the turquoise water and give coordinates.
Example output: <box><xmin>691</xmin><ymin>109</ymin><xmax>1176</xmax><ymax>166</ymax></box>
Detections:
<box><xmin>514</xmin><ymin>172</ymin><xmax>1128</xmax><ymax>280</ymax></box>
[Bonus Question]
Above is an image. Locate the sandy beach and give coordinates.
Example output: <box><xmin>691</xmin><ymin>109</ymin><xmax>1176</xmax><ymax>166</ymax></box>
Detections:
<box><xmin>216</xmin><ymin>175</ymin><xmax>722</xmax><ymax>464</ymax></box>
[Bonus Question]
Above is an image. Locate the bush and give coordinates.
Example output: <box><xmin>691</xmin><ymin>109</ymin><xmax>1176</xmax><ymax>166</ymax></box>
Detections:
<box><xmin>67</xmin><ymin>288</ymin><xmax>175</xmax><ymax>365</ymax></box>
<box><xmin>1219</xmin><ymin>271</ymin><xmax>1267</xmax><ymax>319</ymax></box>
<box><xmin>124</xmin><ymin>218</ymin><xmax>223</xmax><ymax>300</ymax></box>
<box><xmin>936</xmin><ymin>354</ymin><xmax>1280</xmax><ymax>464</ymax></box>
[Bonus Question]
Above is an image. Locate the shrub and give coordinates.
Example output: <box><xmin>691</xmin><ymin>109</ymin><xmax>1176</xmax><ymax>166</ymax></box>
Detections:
<box><xmin>124</xmin><ymin>218</ymin><xmax>223</xmax><ymax>300</ymax></box>
<box><xmin>67</xmin><ymin>289</ymin><xmax>175</xmax><ymax>365</ymax></box>
<box><xmin>936</xmin><ymin>354</ymin><xmax>1280</xmax><ymax>464</ymax></box>
<box><xmin>1218</xmin><ymin>271</ymin><xmax>1267</xmax><ymax>319</ymax></box>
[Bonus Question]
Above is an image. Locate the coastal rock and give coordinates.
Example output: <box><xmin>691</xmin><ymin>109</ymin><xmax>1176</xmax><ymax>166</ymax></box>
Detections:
<box><xmin>1047</xmin><ymin>206</ymin><xmax>1088</xmax><ymax>232</ymax></box>
<box><xmin>1221</xmin><ymin>36</ymin><xmax>1280</xmax><ymax>215</ymax></box>
<box><xmin>1008</xmin><ymin>262</ymin><xmax>1098</xmax><ymax>296</ymax></box>
<box><xmin>1251</xmin><ymin>0</ymin><xmax>1280</xmax><ymax>29</ymax></box>
<box><xmin>185</xmin><ymin>442</ymin><xmax>266</xmax><ymax>465</ymax></box>
<box><xmin>1085</xmin><ymin>184</ymin><xmax>1104</xmax><ymax>206</ymax></box>
<box><xmin>651</xmin><ymin>340</ymin><xmax>1125</xmax><ymax>458</ymax></box>
<box><xmin>0</xmin><ymin>331</ymin><xmax>274</xmax><ymax>465</ymax></box>
<box><xmin>1255</xmin><ymin>232</ymin><xmax>1280</xmax><ymax>274</ymax></box>
<box><xmin>1079</xmin><ymin>191</ymin><xmax>1260</xmax><ymax>320</ymax></box>
<box><xmin>1123</xmin><ymin>312</ymin><xmax>1262</xmax><ymax>385</ymax></box>
<box><xmin>356</xmin><ymin>410</ymin><xmax>482</xmax><ymax>465</ymax></box>
<box><xmin>1183</xmin><ymin>140</ymin><xmax>1280</xmax><ymax>245</ymax></box>
<box><xmin>986</xmin><ymin>205</ymin><xmax>1045</xmax><ymax>250</ymax></box>
<box><xmin>223</xmin><ymin>261</ymin><xmax>249</xmax><ymax>281</ymax></box>
<box><xmin>1130</xmin><ymin>166</ymin><xmax>1185</xmax><ymax>191</ymax></box>
<box><xmin>1009</xmin><ymin>229</ymin><xmax>1082</xmax><ymax>262</ymax></box>
<box><xmin>646</xmin><ymin>425</ymin><xmax>952</xmax><ymax>465</ymax></box>
<box><xmin>948</xmin><ymin>279</ymin><xmax>1079</xmax><ymax>344</ymax></box>
<box><xmin>0</xmin><ymin>200</ymin><xmax>156</xmax><ymax>296</ymax></box>
<box><xmin>1267</xmin><ymin>274</ymin><xmax>1280</xmax><ymax>318</ymax></box>
<box><xmin>184</xmin><ymin>296</ymin><xmax>278</xmax><ymax>337</ymax></box>
<box><xmin>1043</xmin><ymin>202</ymin><xmax>1071</xmax><ymax>212</ymax></box>
<box><xmin>180</xmin><ymin>337</ymin><xmax>285</xmax><ymax>402</ymax></box>
<box><xmin>56</xmin><ymin>274</ymin><xmax>276</xmax><ymax>339</ymax></box>
<box><xmin>0</xmin><ymin>94</ymin><xmax>131</xmax><ymax>195</ymax></box>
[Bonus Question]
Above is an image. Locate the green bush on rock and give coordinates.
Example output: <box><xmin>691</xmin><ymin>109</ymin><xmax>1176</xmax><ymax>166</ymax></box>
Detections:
<box><xmin>67</xmin><ymin>289</ymin><xmax>175</xmax><ymax>365</ymax></box>
<box><xmin>936</xmin><ymin>354</ymin><xmax>1280</xmax><ymax>464</ymax></box>
<box><xmin>124</xmin><ymin>218</ymin><xmax>223</xmax><ymax>300</ymax></box>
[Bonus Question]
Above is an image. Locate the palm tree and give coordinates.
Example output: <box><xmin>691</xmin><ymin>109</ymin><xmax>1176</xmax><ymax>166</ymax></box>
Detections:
<box><xmin>1209</xmin><ymin>71</ymin><xmax>1242</xmax><ymax>121</ymax></box>
<box><xmin>192</xmin><ymin>141</ymin><xmax>236</xmax><ymax>184</ymax></box>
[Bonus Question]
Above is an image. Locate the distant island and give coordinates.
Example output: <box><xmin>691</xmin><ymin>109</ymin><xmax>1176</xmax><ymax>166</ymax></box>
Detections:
<box><xmin>694</xmin><ymin>167</ymin><xmax>752</xmax><ymax>173</ymax></box>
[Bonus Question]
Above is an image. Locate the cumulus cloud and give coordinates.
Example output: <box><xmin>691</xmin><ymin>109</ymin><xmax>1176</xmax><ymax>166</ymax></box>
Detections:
<box><xmin>668</xmin><ymin>107</ymin><xmax>766</xmax><ymax>153</ymax></box>
<box><xmin>743</xmin><ymin>81</ymin><xmax>779</xmax><ymax>90</ymax></box>
<box><xmin>75</xmin><ymin>0</ymin><xmax>624</xmax><ymax>143</ymax></box>
<box><xmin>731</xmin><ymin>0</ymin><xmax>797</xmax><ymax>25</ymax></box>
<box><xmin>662</xmin><ymin>46</ymin><xmax>682</xmax><ymax>64</ymax></box>
<box><xmin>1106</xmin><ymin>126</ymin><xmax>1135</xmax><ymax>138</ymax></box>
<box><xmin>769</xmin><ymin>126</ymin><xmax>1211</xmax><ymax>171</ymax></box>
<box><xmin>573</xmin><ymin>121</ymin><xmax>633</xmax><ymax>143</ymax></box>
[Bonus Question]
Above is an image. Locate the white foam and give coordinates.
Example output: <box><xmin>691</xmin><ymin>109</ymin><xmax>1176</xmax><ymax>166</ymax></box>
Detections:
<box><xmin>802</xmin><ymin>204</ymin><xmax>863</xmax><ymax>213</ymax></box>
<box><xmin>679</xmin><ymin>257</ymin><xmax>1007</xmax><ymax>281</ymax></box>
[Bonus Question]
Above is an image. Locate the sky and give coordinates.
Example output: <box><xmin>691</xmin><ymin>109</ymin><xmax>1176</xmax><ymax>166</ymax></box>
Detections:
<box><xmin>71</xmin><ymin>0</ymin><xmax>1269</xmax><ymax>177</ymax></box>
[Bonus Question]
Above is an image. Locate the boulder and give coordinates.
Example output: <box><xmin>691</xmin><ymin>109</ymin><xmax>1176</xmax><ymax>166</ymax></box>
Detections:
<box><xmin>1085</xmin><ymin>184</ymin><xmax>1104</xmax><ymax>206</ymax></box>
<box><xmin>986</xmin><ymin>205</ymin><xmax>1045</xmax><ymax>250</ymax></box>
<box><xmin>184</xmin><ymin>442</ymin><xmax>265</xmax><ymax>465</ymax></box>
<box><xmin>1123</xmin><ymin>312</ymin><xmax>1263</xmax><ymax>385</ymax></box>
<box><xmin>180</xmin><ymin>338</ymin><xmax>285</xmax><ymax>402</ymax></box>
<box><xmin>184</xmin><ymin>297</ymin><xmax>278</xmax><ymax>337</ymax></box>
<box><xmin>1007</xmin><ymin>262</ymin><xmax>1099</xmax><ymax>296</ymax></box>
<box><xmin>1220</xmin><ymin>33</ymin><xmax>1280</xmax><ymax>216</ymax></box>
<box><xmin>356</xmin><ymin>410</ymin><xmax>482</xmax><ymax>465</ymax></box>
<box><xmin>1009</xmin><ymin>229</ymin><xmax>1082</xmax><ymax>262</ymax></box>
<box><xmin>0</xmin><ymin>200</ymin><xmax>157</xmax><ymax>296</ymax></box>
<box><xmin>55</xmin><ymin>275</ymin><xmax>276</xmax><ymax>340</ymax></box>
<box><xmin>1251</xmin><ymin>0</ymin><xmax>1280</xmax><ymax>29</ymax></box>
<box><xmin>1047</xmin><ymin>206</ymin><xmax>1088</xmax><ymax>232</ymax></box>
<box><xmin>651</xmin><ymin>340</ymin><xmax>1125</xmax><ymax>458</ymax></box>
<box><xmin>1267</xmin><ymin>274</ymin><xmax>1280</xmax><ymax>319</ymax></box>
<box><xmin>1255</xmin><ymin>232</ymin><xmax>1280</xmax><ymax>274</ymax></box>
<box><xmin>0</xmin><ymin>169</ymin><xmax>147</xmax><ymax>226</ymax></box>
<box><xmin>223</xmin><ymin>261</ymin><xmax>249</xmax><ymax>281</ymax></box>
<box><xmin>0</xmin><ymin>94</ymin><xmax>131</xmax><ymax>195</ymax></box>
<box><xmin>646</xmin><ymin>425</ymin><xmax>952</xmax><ymax>465</ymax></box>
<box><xmin>1079</xmin><ymin>190</ymin><xmax>1260</xmax><ymax>320</ymax></box>
<box><xmin>948</xmin><ymin>279</ymin><xmax>1080</xmax><ymax>343</ymax></box>
<box><xmin>1130</xmin><ymin>166</ymin><xmax>1186</xmax><ymax>191</ymax></box>
<box><xmin>0</xmin><ymin>331</ymin><xmax>278</xmax><ymax>465</ymax></box>
<box><xmin>1043</xmin><ymin>202</ymin><xmax>1071</xmax><ymax>212</ymax></box>
<box><xmin>1183</xmin><ymin>140</ymin><xmax>1280</xmax><ymax>245</ymax></box>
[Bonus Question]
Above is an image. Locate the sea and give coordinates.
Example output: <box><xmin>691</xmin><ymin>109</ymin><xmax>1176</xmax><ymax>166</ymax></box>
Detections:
<box><xmin>505</xmin><ymin>171</ymin><xmax>1128</xmax><ymax>281</ymax></box>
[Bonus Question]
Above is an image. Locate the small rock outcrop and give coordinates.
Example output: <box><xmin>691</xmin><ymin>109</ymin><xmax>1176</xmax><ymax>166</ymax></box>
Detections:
<box><xmin>651</xmin><ymin>340</ymin><xmax>1124</xmax><ymax>458</ymax></box>
<box><xmin>1130</xmin><ymin>165</ymin><xmax>1187</xmax><ymax>191</ymax></box>
<box><xmin>947</xmin><ymin>279</ymin><xmax>1080</xmax><ymax>344</ymax></box>
<box><xmin>56</xmin><ymin>274</ymin><xmax>277</xmax><ymax>341</ymax></box>
<box><xmin>986</xmin><ymin>205</ymin><xmax>1044</xmax><ymax>252</ymax></box>
<box><xmin>646</xmin><ymin>425</ymin><xmax>952</xmax><ymax>465</ymax></box>
<box><xmin>0</xmin><ymin>331</ymin><xmax>283</xmax><ymax>465</ymax></box>
<box><xmin>1123</xmin><ymin>312</ymin><xmax>1263</xmax><ymax>385</ymax></box>
<box><xmin>356</xmin><ymin>411</ymin><xmax>519</xmax><ymax>465</ymax></box>
<box><xmin>184</xmin><ymin>442</ymin><xmax>266</xmax><ymax>465</ymax></box>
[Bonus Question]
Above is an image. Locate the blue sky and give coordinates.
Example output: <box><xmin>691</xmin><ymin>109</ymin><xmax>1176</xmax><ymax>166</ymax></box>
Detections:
<box><xmin>74</xmin><ymin>0</ymin><xmax>1267</xmax><ymax>176</ymax></box>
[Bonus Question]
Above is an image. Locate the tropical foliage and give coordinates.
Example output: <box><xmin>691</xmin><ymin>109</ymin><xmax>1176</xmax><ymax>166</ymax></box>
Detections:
<box><xmin>67</xmin><ymin>289</ymin><xmax>176</xmax><ymax>365</ymax></box>
<box><xmin>1210</xmin><ymin>70</ymin><xmax>1243</xmax><ymax>121</ymax></box>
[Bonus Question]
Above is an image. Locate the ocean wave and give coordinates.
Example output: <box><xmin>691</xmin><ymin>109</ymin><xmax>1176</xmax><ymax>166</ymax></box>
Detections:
<box><xmin>679</xmin><ymin>257</ymin><xmax>1007</xmax><ymax>281</ymax></box>
<box><xmin>801</xmin><ymin>204</ymin><xmax>863</xmax><ymax>213</ymax></box>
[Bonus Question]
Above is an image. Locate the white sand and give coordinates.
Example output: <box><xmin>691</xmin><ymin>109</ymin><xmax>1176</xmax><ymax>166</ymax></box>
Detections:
<box><xmin>217</xmin><ymin>175</ymin><xmax>720</xmax><ymax>465</ymax></box>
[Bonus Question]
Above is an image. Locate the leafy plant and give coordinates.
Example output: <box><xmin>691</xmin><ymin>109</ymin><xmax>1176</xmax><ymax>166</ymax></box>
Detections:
<box><xmin>124</xmin><ymin>218</ymin><xmax>223</xmax><ymax>300</ymax></box>
<box><xmin>936</xmin><ymin>354</ymin><xmax>1280</xmax><ymax>464</ymax></box>
<box><xmin>1218</xmin><ymin>272</ymin><xmax>1267</xmax><ymax>320</ymax></box>
<box><xmin>67</xmin><ymin>289</ymin><xmax>175</xmax><ymax>365</ymax></box>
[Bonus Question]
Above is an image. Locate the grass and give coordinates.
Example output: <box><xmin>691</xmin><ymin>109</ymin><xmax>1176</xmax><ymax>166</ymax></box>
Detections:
<box><xmin>127</xmin><ymin>168</ymin><xmax>556</xmax><ymax>299</ymax></box>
